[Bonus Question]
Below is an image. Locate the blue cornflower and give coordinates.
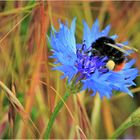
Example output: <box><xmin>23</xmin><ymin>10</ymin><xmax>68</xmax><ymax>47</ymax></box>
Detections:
<box><xmin>48</xmin><ymin>18</ymin><xmax>139</xmax><ymax>99</ymax></box>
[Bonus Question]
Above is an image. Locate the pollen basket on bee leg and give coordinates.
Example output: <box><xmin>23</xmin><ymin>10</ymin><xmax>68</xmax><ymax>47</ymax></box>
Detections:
<box><xmin>106</xmin><ymin>60</ymin><xmax>115</xmax><ymax>70</ymax></box>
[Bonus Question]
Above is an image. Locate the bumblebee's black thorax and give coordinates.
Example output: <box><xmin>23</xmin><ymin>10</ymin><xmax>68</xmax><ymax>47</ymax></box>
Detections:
<box><xmin>91</xmin><ymin>36</ymin><xmax>125</xmax><ymax>64</ymax></box>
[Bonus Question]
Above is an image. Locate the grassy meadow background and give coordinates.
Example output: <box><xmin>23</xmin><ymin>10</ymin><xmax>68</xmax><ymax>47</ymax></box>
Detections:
<box><xmin>0</xmin><ymin>1</ymin><xmax>140</xmax><ymax>139</ymax></box>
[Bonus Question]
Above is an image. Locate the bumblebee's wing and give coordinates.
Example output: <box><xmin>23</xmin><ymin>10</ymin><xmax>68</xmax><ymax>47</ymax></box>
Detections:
<box><xmin>117</xmin><ymin>43</ymin><xmax>138</xmax><ymax>52</ymax></box>
<box><xmin>106</xmin><ymin>43</ymin><xmax>130</xmax><ymax>55</ymax></box>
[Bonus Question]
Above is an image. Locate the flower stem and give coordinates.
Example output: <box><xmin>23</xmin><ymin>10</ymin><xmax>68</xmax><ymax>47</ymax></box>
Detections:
<box><xmin>110</xmin><ymin>107</ymin><xmax>140</xmax><ymax>139</ymax></box>
<box><xmin>44</xmin><ymin>91</ymin><xmax>71</xmax><ymax>139</ymax></box>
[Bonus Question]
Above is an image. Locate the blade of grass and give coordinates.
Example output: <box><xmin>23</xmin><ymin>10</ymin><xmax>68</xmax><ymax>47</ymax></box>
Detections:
<box><xmin>0</xmin><ymin>81</ymin><xmax>40</xmax><ymax>137</ymax></box>
<box><xmin>91</xmin><ymin>94</ymin><xmax>101</xmax><ymax>138</ymax></box>
<box><xmin>102</xmin><ymin>99</ymin><xmax>114</xmax><ymax>138</ymax></box>
<box><xmin>44</xmin><ymin>91</ymin><xmax>71</xmax><ymax>139</ymax></box>
<box><xmin>76</xmin><ymin>125</ymin><xmax>87</xmax><ymax>139</ymax></box>
<box><xmin>0</xmin><ymin>3</ymin><xmax>38</xmax><ymax>17</ymax></box>
<box><xmin>21</xmin><ymin>2</ymin><xmax>45</xmax><ymax>138</ymax></box>
<box><xmin>8</xmin><ymin>84</ymin><xmax>16</xmax><ymax>138</ymax></box>
<box><xmin>83</xmin><ymin>2</ymin><xmax>93</xmax><ymax>27</ymax></box>
<box><xmin>0</xmin><ymin>13</ymin><xmax>30</xmax><ymax>44</ymax></box>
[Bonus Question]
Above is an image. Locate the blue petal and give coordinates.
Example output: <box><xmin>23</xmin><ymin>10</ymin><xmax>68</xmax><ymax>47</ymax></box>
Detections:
<box><xmin>82</xmin><ymin>70</ymin><xmax>113</xmax><ymax>99</ymax></box>
<box><xmin>53</xmin><ymin>65</ymin><xmax>78</xmax><ymax>83</ymax></box>
<box><xmin>83</xmin><ymin>20</ymin><xmax>91</xmax><ymax>49</ymax></box>
<box><xmin>110</xmin><ymin>34</ymin><xmax>118</xmax><ymax>39</ymax></box>
<box><xmin>76</xmin><ymin>44</ymin><xmax>82</xmax><ymax>50</ymax></box>
<box><xmin>124</xmin><ymin>50</ymin><xmax>134</xmax><ymax>56</ymax></box>
<box><xmin>51</xmin><ymin>25</ymin><xmax>57</xmax><ymax>33</ymax></box>
<box><xmin>50</xmin><ymin>20</ymin><xmax>77</xmax><ymax>65</ymax></box>
<box><xmin>99</xmin><ymin>25</ymin><xmax>111</xmax><ymax>37</ymax></box>
<box><xmin>124</xmin><ymin>59</ymin><xmax>136</xmax><ymax>69</ymax></box>
<box><xmin>114</xmin><ymin>83</ymin><xmax>133</xmax><ymax>97</ymax></box>
<box><xmin>122</xmin><ymin>41</ymin><xmax>129</xmax><ymax>45</ymax></box>
<box><xmin>120</xmin><ymin>68</ymin><xmax>139</xmax><ymax>81</ymax></box>
<box><xmin>91</xmin><ymin>18</ymin><xmax>99</xmax><ymax>42</ymax></box>
<box><xmin>52</xmin><ymin>51</ymin><xmax>77</xmax><ymax>65</ymax></box>
<box><xmin>70</xmin><ymin>17</ymin><xmax>77</xmax><ymax>34</ymax></box>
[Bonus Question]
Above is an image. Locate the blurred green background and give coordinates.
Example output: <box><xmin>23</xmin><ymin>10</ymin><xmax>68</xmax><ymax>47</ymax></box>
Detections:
<box><xmin>0</xmin><ymin>1</ymin><xmax>140</xmax><ymax>139</ymax></box>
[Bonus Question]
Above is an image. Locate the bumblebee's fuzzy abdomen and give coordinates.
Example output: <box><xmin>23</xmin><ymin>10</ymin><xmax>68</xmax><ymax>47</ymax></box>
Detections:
<box><xmin>91</xmin><ymin>36</ymin><xmax>125</xmax><ymax>65</ymax></box>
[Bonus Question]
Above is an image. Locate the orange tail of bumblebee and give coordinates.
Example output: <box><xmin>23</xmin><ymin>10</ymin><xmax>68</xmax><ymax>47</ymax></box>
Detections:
<box><xmin>114</xmin><ymin>61</ymin><xmax>126</xmax><ymax>72</ymax></box>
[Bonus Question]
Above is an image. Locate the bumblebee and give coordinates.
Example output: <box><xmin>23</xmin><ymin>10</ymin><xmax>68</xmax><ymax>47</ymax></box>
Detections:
<box><xmin>90</xmin><ymin>36</ymin><xmax>137</xmax><ymax>71</ymax></box>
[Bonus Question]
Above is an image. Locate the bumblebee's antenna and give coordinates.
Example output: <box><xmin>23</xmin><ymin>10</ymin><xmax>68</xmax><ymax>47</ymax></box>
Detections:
<box><xmin>106</xmin><ymin>43</ymin><xmax>130</xmax><ymax>55</ymax></box>
<box><xmin>117</xmin><ymin>43</ymin><xmax>138</xmax><ymax>52</ymax></box>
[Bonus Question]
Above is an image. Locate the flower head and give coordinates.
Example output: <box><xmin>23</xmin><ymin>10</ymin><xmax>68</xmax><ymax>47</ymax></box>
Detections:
<box><xmin>48</xmin><ymin>18</ymin><xmax>139</xmax><ymax>99</ymax></box>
